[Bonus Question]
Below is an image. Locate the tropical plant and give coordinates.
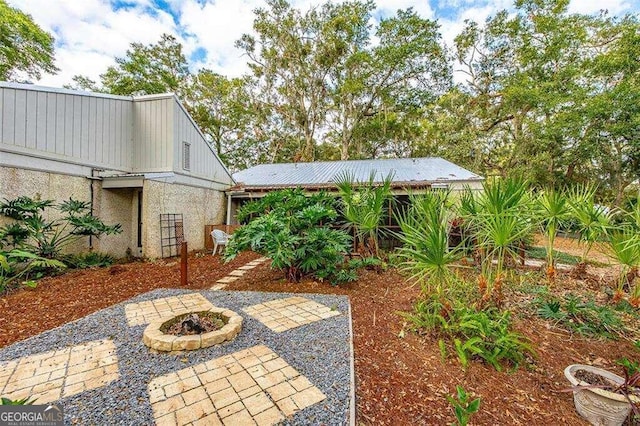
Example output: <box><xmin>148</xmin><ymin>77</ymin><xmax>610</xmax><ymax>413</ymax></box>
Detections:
<box><xmin>335</xmin><ymin>170</ymin><xmax>393</xmax><ymax>257</ymax></box>
<box><xmin>534</xmin><ymin>293</ymin><xmax>627</xmax><ymax>339</ymax></box>
<box><xmin>0</xmin><ymin>196</ymin><xmax>122</xmax><ymax>259</ymax></box>
<box><xmin>0</xmin><ymin>396</ymin><xmax>36</xmax><ymax>405</ymax></box>
<box><xmin>396</xmin><ymin>190</ymin><xmax>461</xmax><ymax>295</ymax></box>
<box><xmin>568</xmin><ymin>185</ymin><xmax>611</xmax><ymax>270</ymax></box>
<box><xmin>62</xmin><ymin>252</ymin><xmax>115</xmax><ymax>269</ymax></box>
<box><xmin>536</xmin><ymin>188</ymin><xmax>571</xmax><ymax>282</ymax></box>
<box><xmin>446</xmin><ymin>386</ymin><xmax>481</xmax><ymax>426</ymax></box>
<box><xmin>225</xmin><ymin>189</ymin><xmax>352</xmax><ymax>284</ymax></box>
<box><xmin>0</xmin><ymin>249</ymin><xmax>65</xmax><ymax>293</ymax></box>
<box><xmin>404</xmin><ymin>296</ymin><xmax>535</xmax><ymax>371</ymax></box>
<box><xmin>606</xmin><ymin>228</ymin><xmax>640</xmax><ymax>306</ymax></box>
<box><xmin>461</xmin><ymin>177</ymin><xmax>536</xmax><ymax>304</ymax></box>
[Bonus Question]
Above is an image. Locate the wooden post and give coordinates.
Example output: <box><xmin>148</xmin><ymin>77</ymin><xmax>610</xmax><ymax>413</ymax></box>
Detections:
<box><xmin>181</xmin><ymin>241</ymin><xmax>188</xmax><ymax>286</ymax></box>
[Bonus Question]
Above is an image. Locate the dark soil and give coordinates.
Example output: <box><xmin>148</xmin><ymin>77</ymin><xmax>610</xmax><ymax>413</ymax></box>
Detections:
<box><xmin>574</xmin><ymin>369</ymin><xmax>618</xmax><ymax>388</ymax></box>
<box><xmin>161</xmin><ymin>311</ymin><xmax>226</xmax><ymax>336</ymax></box>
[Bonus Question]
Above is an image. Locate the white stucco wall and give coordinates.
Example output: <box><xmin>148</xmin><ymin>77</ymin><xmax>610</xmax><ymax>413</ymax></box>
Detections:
<box><xmin>142</xmin><ymin>179</ymin><xmax>226</xmax><ymax>258</ymax></box>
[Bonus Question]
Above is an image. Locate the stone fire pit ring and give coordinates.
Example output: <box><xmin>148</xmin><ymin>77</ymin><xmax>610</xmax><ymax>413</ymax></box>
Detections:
<box><xmin>143</xmin><ymin>307</ymin><xmax>242</xmax><ymax>352</ymax></box>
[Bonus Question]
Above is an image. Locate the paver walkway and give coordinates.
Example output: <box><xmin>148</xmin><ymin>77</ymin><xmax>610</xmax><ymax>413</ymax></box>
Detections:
<box><xmin>244</xmin><ymin>296</ymin><xmax>340</xmax><ymax>333</ymax></box>
<box><xmin>211</xmin><ymin>257</ymin><xmax>269</xmax><ymax>290</ymax></box>
<box><xmin>148</xmin><ymin>345</ymin><xmax>325</xmax><ymax>425</ymax></box>
<box><xmin>125</xmin><ymin>293</ymin><xmax>213</xmax><ymax>326</ymax></box>
<box><xmin>0</xmin><ymin>339</ymin><xmax>118</xmax><ymax>404</ymax></box>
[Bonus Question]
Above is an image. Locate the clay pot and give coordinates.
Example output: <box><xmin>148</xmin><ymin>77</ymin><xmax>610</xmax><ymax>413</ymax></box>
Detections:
<box><xmin>564</xmin><ymin>364</ymin><xmax>638</xmax><ymax>426</ymax></box>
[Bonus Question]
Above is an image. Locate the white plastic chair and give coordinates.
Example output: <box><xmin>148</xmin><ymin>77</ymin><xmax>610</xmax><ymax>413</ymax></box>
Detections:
<box><xmin>211</xmin><ymin>229</ymin><xmax>230</xmax><ymax>255</ymax></box>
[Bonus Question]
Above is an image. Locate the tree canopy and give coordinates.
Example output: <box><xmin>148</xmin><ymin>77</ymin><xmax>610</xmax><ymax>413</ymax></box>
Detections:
<box><xmin>0</xmin><ymin>0</ymin><xmax>58</xmax><ymax>81</ymax></box>
<box><xmin>48</xmin><ymin>0</ymin><xmax>640</xmax><ymax>202</ymax></box>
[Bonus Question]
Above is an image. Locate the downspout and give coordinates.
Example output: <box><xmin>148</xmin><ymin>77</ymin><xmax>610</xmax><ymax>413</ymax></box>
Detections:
<box><xmin>226</xmin><ymin>193</ymin><xmax>232</xmax><ymax>226</ymax></box>
<box><xmin>88</xmin><ymin>169</ymin><xmax>104</xmax><ymax>249</ymax></box>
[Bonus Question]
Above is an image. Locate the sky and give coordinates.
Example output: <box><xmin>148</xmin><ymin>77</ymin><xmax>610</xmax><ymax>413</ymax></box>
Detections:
<box><xmin>8</xmin><ymin>0</ymin><xmax>640</xmax><ymax>88</ymax></box>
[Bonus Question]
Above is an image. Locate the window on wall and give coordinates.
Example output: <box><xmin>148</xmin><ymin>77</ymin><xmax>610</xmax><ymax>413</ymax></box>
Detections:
<box><xmin>182</xmin><ymin>142</ymin><xmax>191</xmax><ymax>170</ymax></box>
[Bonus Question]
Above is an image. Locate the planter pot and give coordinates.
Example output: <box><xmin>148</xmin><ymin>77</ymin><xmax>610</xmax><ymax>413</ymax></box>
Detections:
<box><xmin>564</xmin><ymin>364</ymin><xmax>638</xmax><ymax>426</ymax></box>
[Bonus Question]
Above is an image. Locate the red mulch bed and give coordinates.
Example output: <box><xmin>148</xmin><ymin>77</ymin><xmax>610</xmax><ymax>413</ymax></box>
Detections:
<box><xmin>1</xmin><ymin>253</ymin><xmax>638</xmax><ymax>425</ymax></box>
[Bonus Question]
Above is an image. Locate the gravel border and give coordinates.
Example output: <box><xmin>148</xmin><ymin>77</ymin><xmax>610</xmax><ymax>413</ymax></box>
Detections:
<box><xmin>0</xmin><ymin>289</ymin><xmax>352</xmax><ymax>425</ymax></box>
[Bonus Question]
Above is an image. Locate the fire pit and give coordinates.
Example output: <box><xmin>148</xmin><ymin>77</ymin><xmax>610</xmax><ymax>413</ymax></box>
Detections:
<box><xmin>143</xmin><ymin>307</ymin><xmax>242</xmax><ymax>351</ymax></box>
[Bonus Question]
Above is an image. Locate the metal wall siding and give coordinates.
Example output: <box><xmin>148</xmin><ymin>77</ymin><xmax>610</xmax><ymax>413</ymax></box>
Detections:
<box><xmin>131</xmin><ymin>98</ymin><xmax>173</xmax><ymax>172</ymax></box>
<box><xmin>14</xmin><ymin>89</ymin><xmax>26</xmax><ymax>147</ymax></box>
<box><xmin>0</xmin><ymin>86</ymin><xmax>133</xmax><ymax>171</ymax></box>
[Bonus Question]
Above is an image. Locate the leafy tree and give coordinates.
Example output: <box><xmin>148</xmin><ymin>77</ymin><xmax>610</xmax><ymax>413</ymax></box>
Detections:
<box><xmin>0</xmin><ymin>0</ymin><xmax>58</xmax><ymax>81</ymax></box>
<box><xmin>237</xmin><ymin>0</ymin><xmax>450</xmax><ymax>162</ymax></box>
<box><xmin>182</xmin><ymin>70</ymin><xmax>268</xmax><ymax>170</ymax></box>
<box><xmin>70</xmin><ymin>34</ymin><xmax>189</xmax><ymax>97</ymax></box>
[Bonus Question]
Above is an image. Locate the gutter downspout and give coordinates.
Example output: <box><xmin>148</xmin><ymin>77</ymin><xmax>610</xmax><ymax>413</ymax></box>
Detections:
<box><xmin>226</xmin><ymin>193</ymin><xmax>232</xmax><ymax>226</ymax></box>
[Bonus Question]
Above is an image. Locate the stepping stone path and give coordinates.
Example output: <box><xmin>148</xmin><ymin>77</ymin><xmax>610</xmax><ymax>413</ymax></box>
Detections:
<box><xmin>148</xmin><ymin>345</ymin><xmax>326</xmax><ymax>426</ymax></box>
<box><xmin>243</xmin><ymin>296</ymin><xmax>340</xmax><ymax>333</ymax></box>
<box><xmin>211</xmin><ymin>257</ymin><xmax>269</xmax><ymax>291</ymax></box>
<box><xmin>0</xmin><ymin>339</ymin><xmax>118</xmax><ymax>404</ymax></box>
<box><xmin>125</xmin><ymin>293</ymin><xmax>213</xmax><ymax>326</ymax></box>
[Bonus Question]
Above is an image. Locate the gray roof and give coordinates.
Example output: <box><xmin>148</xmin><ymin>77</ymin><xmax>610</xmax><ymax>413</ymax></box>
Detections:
<box><xmin>232</xmin><ymin>157</ymin><xmax>483</xmax><ymax>189</ymax></box>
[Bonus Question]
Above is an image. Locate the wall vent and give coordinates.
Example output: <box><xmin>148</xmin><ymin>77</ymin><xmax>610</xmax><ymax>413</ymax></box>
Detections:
<box><xmin>182</xmin><ymin>142</ymin><xmax>191</xmax><ymax>170</ymax></box>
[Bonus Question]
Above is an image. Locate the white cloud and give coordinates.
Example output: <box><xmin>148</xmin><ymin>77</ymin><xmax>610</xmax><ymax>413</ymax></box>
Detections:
<box><xmin>6</xmin><ymin>0</ymin><xmax>639</xmax><ymax>88</ymax></box>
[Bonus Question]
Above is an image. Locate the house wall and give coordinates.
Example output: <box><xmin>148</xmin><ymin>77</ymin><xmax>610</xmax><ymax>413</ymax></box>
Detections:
<box><xmin>172</xmin><ymin>100</ymin><xmax>233</xmax><ymax>189</ymax></box>
<box><xmin>132</xmin><ymin>96</ymin><xmax>174</xmax><ymax>173</ymax></box>
<box><xmin>142</xmin><ymin>180</ymin><xmax>226</xmax><ymax>258</ymax></box>
<box><xmin>94</xmin><ymin>187</ymin><xmax>136</xmax><ymax>258</ymax></box>
<box><xmin>0</xmin><ymin>167</ymin><xmax>94</xmax><ymax>254</ymax></box>
<box><xmin>0</xmin><ymin>83</ymin><xmax>133</xmax><ymax>173</ymax></box>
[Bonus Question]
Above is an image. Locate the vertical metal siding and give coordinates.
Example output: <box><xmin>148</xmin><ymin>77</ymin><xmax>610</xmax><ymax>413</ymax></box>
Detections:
<box><xmin>172</xmin><ymin>99</ymin><xmax>232</xmax><ymax>185</ymax></box>
<box><xmin>131</xmin><ymin>97</ymin><xmax>173</xmax><ymax>172</ymax></box>
<box><xmin>0</xmin><ymin>86</ymin><xmax>134</xmax><ymax>172</ymax></box>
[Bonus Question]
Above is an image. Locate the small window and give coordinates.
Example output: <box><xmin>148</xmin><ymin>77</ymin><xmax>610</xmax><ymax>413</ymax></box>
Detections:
<box><xmin>182</xmin><ymin>142</ymin><xmax>191</xmax><ymax>170</ymax></box>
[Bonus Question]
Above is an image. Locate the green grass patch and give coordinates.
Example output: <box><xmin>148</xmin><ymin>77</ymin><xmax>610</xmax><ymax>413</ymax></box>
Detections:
<box><xmin>526</xmin><ymin>246</ymin><xmax>581</xmax><ymax>265</ymax></box>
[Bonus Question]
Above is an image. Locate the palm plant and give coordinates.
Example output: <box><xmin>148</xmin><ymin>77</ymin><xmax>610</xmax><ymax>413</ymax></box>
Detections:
<box><xmin>568</xmin><ymin>185</ymin><xmax>611</xmax><ymax>275</ymax></box>
<box><xmin>536</xmin><ymin>188</ymin><xmax>571</xmax><ymax>282</ymax></box>
<box><xmin>334</xmin><ymin>170</ymin><xmax>393</xmax><ymax>257</ymax></box>
<box><xmin>462</xmin><ymin>177</ymin><xmax>535</xmax><ymax>304</ymax></box>
<box><xmin>396</xmin><ymin>191</ymin><xmax>461</xmax><ymax>295</ymax></box>
<box><xmin>607</xmin><ymin>228</ymin><xmax>640</xmax><ymax>305</ymax></box>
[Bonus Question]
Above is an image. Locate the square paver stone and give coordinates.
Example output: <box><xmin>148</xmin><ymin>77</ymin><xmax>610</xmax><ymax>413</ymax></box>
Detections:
<box><xmin>243</xmin><ymin>296</ymin><xmax>340</xmax><ymax>333</ymax></box>
<box><xmin>125</xmin><ymin>293</ymin><xmax>213</xmax><ymax>326</ymax></box>
<box><xmin>0</xmin><ymin>339</ymin><xmax>119</xmax><ymax>404</ymax></box>
<box><xmin>147</xmin><ymin>345</ymin><xmax>325</xmax><ymax>426</ymax></box>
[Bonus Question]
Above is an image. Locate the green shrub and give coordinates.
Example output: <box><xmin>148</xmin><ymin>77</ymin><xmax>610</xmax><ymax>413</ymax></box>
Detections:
<box><xmin>225</xmin><ymin>189</ymin><xmax>353</xmax><ymax>284</ymax></box>
<box><xmin>533</xmin><ymin>293</ymin><xmax>627</xmax><ymax>339</ymax></box>
<box><xmin>334</xmin><ymin>170</ymin><xmax>393</xmax><ymax>257</ymax></box>
<box><xmin>0</xmin><ymin>249</ymin><xmax>66</xmax><ymax>294</ymax></box>
<box><xmin>395</xmin><ymin>190</ymin><xmax>462</xmax><ymax>295</ymax></box>
<box><xmin>0</xmin><ymin>196</ymin><xmax>122</xmax><ymax>259</ymax></box>
<box><xmin>404</xmin><ymin>295</ymin><xmax>535</xmax><ymax>371</ymax></box>
<box><xmin>63</xmin><ymin>252</ymin><xmax>115</xmax><ymax>269</ymax></box>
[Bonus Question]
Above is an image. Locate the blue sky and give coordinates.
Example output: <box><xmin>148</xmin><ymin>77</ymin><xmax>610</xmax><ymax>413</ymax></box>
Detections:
<box><xmin>8</xmin><ymin>0</ymin><xmax>639</xmax><ymax>87</ymax></box>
